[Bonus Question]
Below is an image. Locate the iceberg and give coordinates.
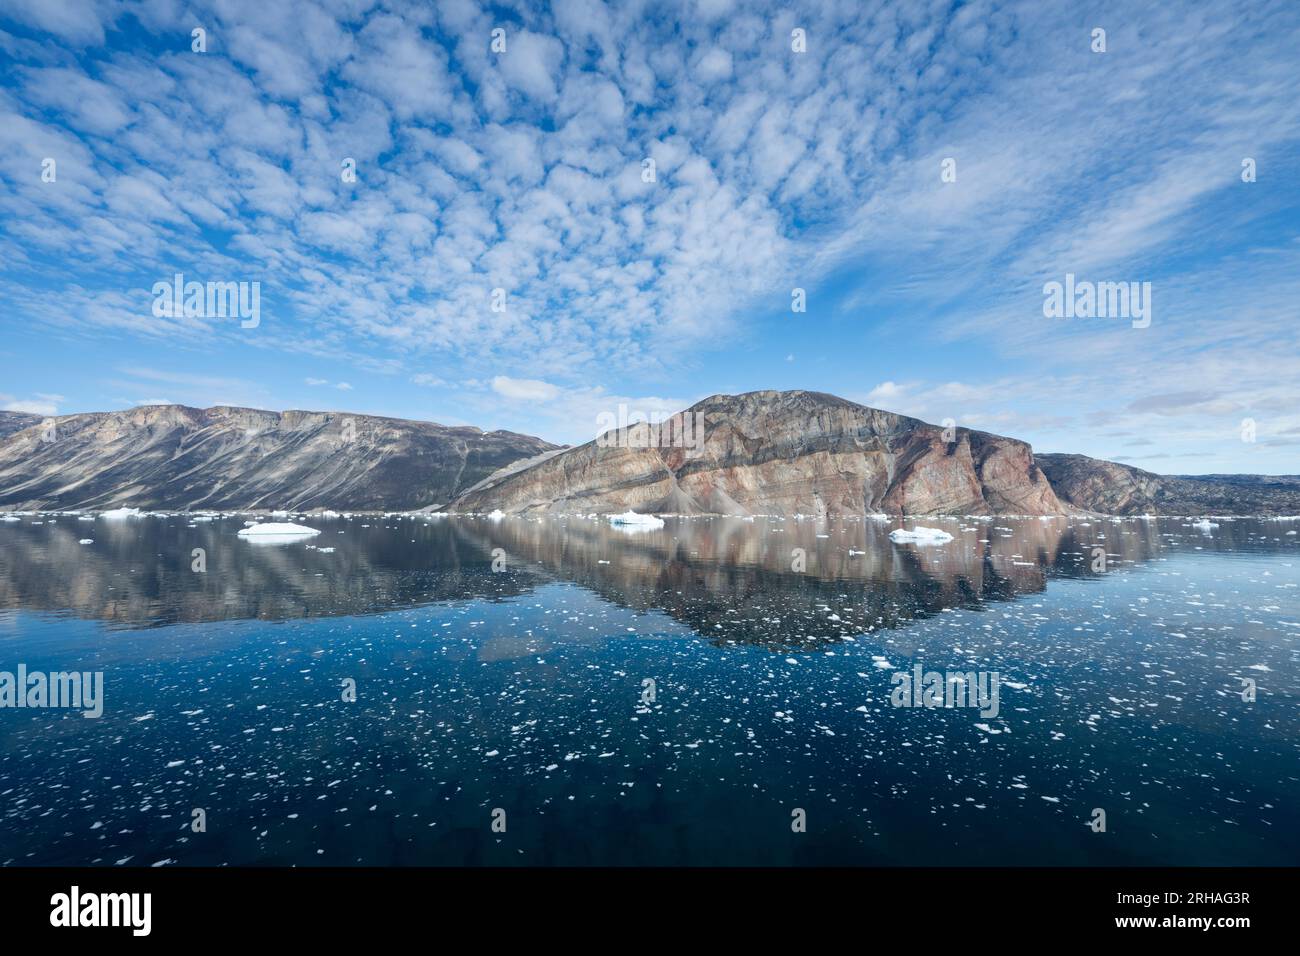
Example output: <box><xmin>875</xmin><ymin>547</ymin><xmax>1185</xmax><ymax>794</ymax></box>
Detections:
<box><xmin>487</xmin><ymin>509</ymin><xmax>506</xmax><ymax>520</ymax></box>
<box><xmin>889</xmin><ymin>526</ymin><xmax>954</xmax><ymax>544</ymax></box>
<box><xmin>100</xmin><ymin>507</ymin><xmax>142</xmax><ymax>520</ymax></box>
<box><xmin>607</xmin><ymin>511</ymin><xmax>665</xmax><ymax>530</ymax></box>
<box><xmin>237</xmin><ymin>522</ymin><xmax>321</xmax><ymax>539</ymax></box>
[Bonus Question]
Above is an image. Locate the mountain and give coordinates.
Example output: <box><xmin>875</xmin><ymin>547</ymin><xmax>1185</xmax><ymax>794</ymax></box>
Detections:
<box><xmin>0</xmin><ymin>404</ymin><xmax>557</xmax><ymax>511</ymax></box>
<box><xmin>450</xmin><ymin>390</ymin><xmax>1066</xmax><ymax>516</ymax></box>
<box><xmin>2</xmin><ymin>394</ymin><xmax>1292</xmax><ymax>516</ymax></box>
<box><xmin>0</xmin><ymin>411</ymin><xmax>39</xmax><ymax>439</ymax></box>
<box><xmin>1036</xmin><ymin>454</ymin><xmax>1300</xmax><ymax>515</ymax></box>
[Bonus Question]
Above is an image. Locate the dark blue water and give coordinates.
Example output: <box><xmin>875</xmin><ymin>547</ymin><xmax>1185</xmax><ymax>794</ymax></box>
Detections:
<box><xmin>0</xmin><ymin>513</ymin><xmax>1295</xmax><ymax>865</ymax></box>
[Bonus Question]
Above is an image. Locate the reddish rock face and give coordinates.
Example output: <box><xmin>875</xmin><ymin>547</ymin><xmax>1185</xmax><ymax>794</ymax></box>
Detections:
<box><xmin>452</xmin><ymin>390</ymin><xmax>1068</xmax><ymax>516</ymax></box>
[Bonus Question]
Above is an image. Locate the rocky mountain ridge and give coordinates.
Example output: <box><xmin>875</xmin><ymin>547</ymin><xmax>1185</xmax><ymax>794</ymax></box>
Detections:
<box><xmin>1035</xmin><ymin>453</ymin><xmax>1300</xmax><ymax>516</ymax></box>
<box><xmin>1</xmin><ymin>393</ymin><xmax>1295</xmax><ymax>515</ymax></box>
<box><xmin>0</xmin><ymin>404</ymin><xmax>557</xmax><ymax>512</ymax></box>
<box><xmin>450</xmin><ymin>390</ymin><xmax>1066</xmax><ymax>516</ymax></box>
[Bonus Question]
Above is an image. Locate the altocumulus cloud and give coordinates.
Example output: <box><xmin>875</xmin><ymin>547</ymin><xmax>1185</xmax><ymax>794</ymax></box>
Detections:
<box><xmin>0</xmin><ymin>0</ymin><xmax>1297</xmax><ymax>470</ymax></box>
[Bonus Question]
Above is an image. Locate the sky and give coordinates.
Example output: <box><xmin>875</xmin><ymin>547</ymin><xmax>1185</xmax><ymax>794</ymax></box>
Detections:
<box><xmin>0</xmin><ymin>0</ymin><xmax>1298</xmax><ymax>473</ymax></box>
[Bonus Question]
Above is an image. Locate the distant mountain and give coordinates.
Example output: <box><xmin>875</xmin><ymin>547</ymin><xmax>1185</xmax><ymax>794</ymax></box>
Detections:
<box><xmin>0</xmin><ymin>411</ymin><xmax>39</xmax><ymax>439</ymax></box>
<box><xmin>0</xmin><ymin>404</ymin><xmax>557</xmax><ymax>511</ymax></box>
<box><xmin>1036</xmin><ymin>454</ymin><xmax>1300</xmax><ymax>515</ymax></box>
<box><xmin>450</xmin><ymin>390</ymin><xmax>1065</xmax><ymax>516</ymax></box>
<box><xmin>2</xmin><ymin>395</ymin><xmax>1293</xmax><ymax>516</ymax></box>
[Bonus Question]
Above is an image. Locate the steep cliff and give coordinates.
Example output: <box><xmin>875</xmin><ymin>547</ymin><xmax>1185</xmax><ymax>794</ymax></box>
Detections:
<box><xmin>450</xmin><ymin>390</ymin><xmax>1065</xmax><ymax>516</ymax></box>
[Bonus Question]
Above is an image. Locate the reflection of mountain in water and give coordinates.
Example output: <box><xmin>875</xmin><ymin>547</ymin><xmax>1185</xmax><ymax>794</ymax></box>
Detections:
<box><xmin>2</xmin><ymin>514</ymin><xmax>1269</xmax><ymax>650</ymax></box>
<box><xmin>458</xmin><ymin>516</ymin><xmax>1179</xmax><ymax>651</ymax></box>
<box><xmin>0</xmin><ymin>517</ymin><xmax>542</xmax><ymax>629</ymax></box>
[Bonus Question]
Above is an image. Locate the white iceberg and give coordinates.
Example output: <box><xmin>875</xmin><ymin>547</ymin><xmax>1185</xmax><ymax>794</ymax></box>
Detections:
<box><xmin>487</xmin><ymin>509</ymin><xmax>506</xmax><ymax>520</ymax></box>
<box><xmin>237</xmin><ymin>522</ymin><xmax>321</xmax><ymax>539</ymax></box>
<box><xmin>889</xmin><ymin>526</ymin><xmax>954</xmax><ymax>544</ymax></box>
<box><xmin>100</xmin><ymin>507</ymin><xmax>142</xmax><ymax>520</ymax></box>
<box><xmin>79</xmin><ymin>538</ymin><xmax>94</xmax><ymax>545</ymax></box>
<box><xmin>607</xmin><ymin>510</ymin><xmax>665</xmax><ymax>530</ymax></box>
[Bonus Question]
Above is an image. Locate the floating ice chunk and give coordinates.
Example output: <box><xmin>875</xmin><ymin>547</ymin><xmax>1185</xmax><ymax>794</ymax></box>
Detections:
<box><xmin>487</xmin><ymin>510</ymin><xmax>505</xmax><ymax>520</ymax></box>
<box><xmin>607</xmin><ymin>511</ymin><xmax>664</xmax><ymax>530</ymax></box>
<box><xmin>237</xmin><ymin>522</ymin><xmax>321</xmax><ymax>539</ymax></box>
<box><xmin>0</xmin><ymin>516</ymin><xmax>19</xmax><ymax>523</ymax></box>
<box><xmin>889</xmin><ymin>526</ymin><xmax>954</xmax><ymax>544</ymax></box>
<box><xmin>79</xmin><ymin>538</ymin><xmax>94</xmax><ymax>545</ymax></box>
<box><xmin>1192</xmin><ymin>519</ymin><xmax>1219</xmax><ymax>531</ymax></box>
<box><xmin>100</xmin><ymin>507</ymin><xmax>142</xmax><ymax>520</ymax></box>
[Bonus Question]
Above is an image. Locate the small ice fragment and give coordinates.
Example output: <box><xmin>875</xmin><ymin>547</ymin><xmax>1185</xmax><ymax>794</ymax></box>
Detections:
<box><xmin>889</xmin><ymin>526</ymin><xmax>954</xmax><ymax>544</ymax></box>
<box><xmin>237</xmin><ymin>522</ymin><xmax>321</xmax><ymax>538</ymax></box>
<box><xmin>607</xmin><ymin>511</ymin><xmax>665</xmax><ymax>530</ymax></box>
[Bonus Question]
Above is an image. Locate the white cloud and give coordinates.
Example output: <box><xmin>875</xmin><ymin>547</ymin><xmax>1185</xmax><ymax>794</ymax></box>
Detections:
<box><xmin>491</xmin><ymin>376</ymin><xmax>560</xmax><ymax>402</ymax></box>
<box><xmin>0</xmin><ymin>0</ymin><xmax>1296</xmax><ymax>470</ymax></box>
<box><xmin>4</xmin><ymin>400</ymin><xmax>59</xmax><ymax>416</ymax></box>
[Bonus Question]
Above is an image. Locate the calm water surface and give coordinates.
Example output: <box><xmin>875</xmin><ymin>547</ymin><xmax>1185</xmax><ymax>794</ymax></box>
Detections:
<box><xmin>0</xmin><ymin>513</ymin><xmax>1296</xmax><ymax>865</ymax></box>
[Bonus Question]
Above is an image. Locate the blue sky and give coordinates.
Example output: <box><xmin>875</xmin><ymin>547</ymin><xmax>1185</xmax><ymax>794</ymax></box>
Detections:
<box><xmin>1</xmin><ymin>0</ymin><xmax>1298</xmax><ymax>472</ymax></box>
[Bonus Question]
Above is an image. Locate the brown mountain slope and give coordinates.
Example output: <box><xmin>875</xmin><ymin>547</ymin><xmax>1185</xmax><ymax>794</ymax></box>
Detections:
<box><xmin>449</xmin><ymin>390</ymin><xmax>1065</xmax><ymax>516</ymax></box>
<box><xmin>1036</xmin><ymin>453</ymin><xmax>1300</xmax><ymax>515</ymax></box>
<box><xmin>0</xmin><ymin>404</ymin><xmax>556</xmax><ymax>511</ymax></box>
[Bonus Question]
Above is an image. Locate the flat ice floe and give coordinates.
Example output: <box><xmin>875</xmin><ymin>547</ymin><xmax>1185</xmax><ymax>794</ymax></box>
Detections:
<box><xmin>889</xmin><ymin>526</ymin><xmax>954</xmax><ymax>544</ymax></box>
<box><xmin>237</xmin><ymin>522</ymin><xmax>321</xmax><ymax>538</ymax></box>
<box><xmin>607</xmin><ymin>510</ymin><xmax>665</xmax><ymax>530</ymax></box>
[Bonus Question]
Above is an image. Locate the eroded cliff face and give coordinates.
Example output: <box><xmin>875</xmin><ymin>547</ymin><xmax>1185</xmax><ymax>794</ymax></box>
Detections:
<box><xmin>1036</xmin><ymin>453</ymin><xmax>1300</xmax><ymax>515</ymax></box>
<box><xmin>450</xmin><ymin>390</ymin><xmax>1066</xmax><ymax>516</ymax></box>
<box><xmin>0</xmin><ymin>404</ymin><xmax>556</xmax><ymax>511</ymax></box>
